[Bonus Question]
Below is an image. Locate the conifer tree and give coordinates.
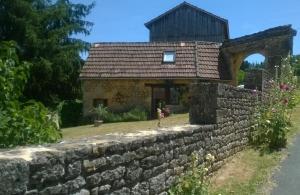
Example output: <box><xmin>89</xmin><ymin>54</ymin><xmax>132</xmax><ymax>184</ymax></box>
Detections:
<box><xmin>0</xmin><ymin>0</ymin><xmax>94</xmax><ymax>105</ymax></box>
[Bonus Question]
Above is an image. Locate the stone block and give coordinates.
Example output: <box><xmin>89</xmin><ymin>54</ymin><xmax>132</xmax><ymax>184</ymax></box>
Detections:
<box><xmin>83</xmin><ymin>157</ymin><xmax>107</xmax><ymax>173</ymax></box>
<box><xmin>66</xmin><ymin>161</ymin><xmax>82</xmax><ymax>179</ymax></box>
<box><xmin>107</xmin><ymin>154</ymin><xmax>124</xmax><ymax>167</ymax></box>
<box><xmin>98</xmin><ymin>184</ymin><xmax>111</xmax><ymax>194</ymax></box>
<box><xmin>72</xmin><ymin>189</ymin><xmax>90</xmax><ymax>195</ymax></box>
<box><xmin>64</xmin><ymin>176</ymin><xmax>86</xmax><ymax>194</ymax></box>
<box><xmin>40</xmin><ymin>184</ymin><xmax>67</xmax><ymax>195</ymax></box>
<box><xmin>111</xmin><ymin>187</ymin><xmax>130</xmax><ymax>195</ymax></box>
<box><xmin>149</xmin><ymin>173</ymin><xmax>166</xmax><ymax>194</ymax></box>
<box><xmin>86</xmin><ymin>173</ymin><xmax>101</xmax><ymax>187</ymax></box>
<box><xmin>131</xmin><ymin>182</ymin><xmax>149</xmax><ymax>195</ymax></box>
<box><xmin>100</xmin><ymin>166</ymin><xmax>126</xmax><ymax>183</ymax></box>
<box><xmin>0</xmin><ymin>159</ymin><xmax>29</xmax><ymax>195</ymax></box>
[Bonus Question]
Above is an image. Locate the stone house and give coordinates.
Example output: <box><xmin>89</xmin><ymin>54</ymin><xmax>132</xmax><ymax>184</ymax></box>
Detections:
<box><xmin>80</xmin><ymin>2</ymin><xmax>296</xmax><ymax>117</ymax></box>
<box><xmin>80</xmin><ymin>41</ymin><xmax>229</xmax><ymax>117</ymax></box>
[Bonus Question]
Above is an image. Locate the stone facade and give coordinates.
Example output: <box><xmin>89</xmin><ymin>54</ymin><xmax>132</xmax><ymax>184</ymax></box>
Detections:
<box><xmin>0</xmin><ymin>82</ymin><xmax>258</xmax><ymax>195</ymax></box>
<box><xmin>82</xmin><ymin>79</ymin><xmax>192</xmax><ymax>116</ymax></box>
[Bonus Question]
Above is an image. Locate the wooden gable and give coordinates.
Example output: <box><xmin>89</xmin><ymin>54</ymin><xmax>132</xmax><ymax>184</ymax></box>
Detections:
<box><xmin>145</xmin><ymin>2</ymin><xmax>229</xmax><ymax>43</ymax></box>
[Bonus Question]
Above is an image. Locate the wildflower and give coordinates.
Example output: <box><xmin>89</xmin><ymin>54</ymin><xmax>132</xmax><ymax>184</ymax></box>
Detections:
<box><xmin>280</xmin><ymin>83</ymin><xmax>289</xmax><ymax>91</ymax></box>
<box><xmin>251</xmin><ymin>89</ymin><xmax>257</xmax><ymax>95</ymax></box>
<box><xmin>266</xmin><ymin>120</ymin><xmax>271</xmax><ymax>124</ymax></box>
<box><xmin>205</xmin><ymin>153</ymin><xmax>215</xmax><ymax>162</ymax></box>
<box><xmin>204</xmin><ymin>168</ymin><xmax>209</xmax><ymax>172</ymax></box>
<box><xmin>285</xmin><ymin>85</ymin><xmax>290</xmax><ymax>91</ymax></box>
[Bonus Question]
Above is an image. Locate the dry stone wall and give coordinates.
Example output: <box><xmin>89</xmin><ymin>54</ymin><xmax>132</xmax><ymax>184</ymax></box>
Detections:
<box><xmin>0</xmin><ymin>82</ymin><xmax>258</xmax><ymax>195</ymax></box>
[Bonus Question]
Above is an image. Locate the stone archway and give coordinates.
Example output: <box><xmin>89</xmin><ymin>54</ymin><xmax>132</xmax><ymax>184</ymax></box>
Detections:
<box><xmin>221</xmin><ymin>25</ymin><xmax>297</xmax><ymax>85</ymax></box>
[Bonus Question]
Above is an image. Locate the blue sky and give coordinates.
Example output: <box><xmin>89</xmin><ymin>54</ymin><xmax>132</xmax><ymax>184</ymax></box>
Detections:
<box><xmin>74</xmin><ymin>0</ymin><xmax>300</xmax><ymax>62</ymax></box>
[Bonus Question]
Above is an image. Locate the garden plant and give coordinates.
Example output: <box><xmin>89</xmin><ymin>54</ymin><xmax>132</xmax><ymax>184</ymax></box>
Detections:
<box><xmin>0</xmin><ymin>42</ymin><xmax>61</xmax><ymax>148</ymax></box>
<box><xmin>169</xmin><ymin>153</ymin><xmax>215</xmax><ymax>195</ymax></box>
<box><xmin>251</xmin><ymin>56</ymin><xmax>300</xmax><ymax>150</ymax></box>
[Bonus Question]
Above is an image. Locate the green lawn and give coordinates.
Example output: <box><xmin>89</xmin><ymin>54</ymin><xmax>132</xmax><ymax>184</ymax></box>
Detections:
<box><xmin>210</xmin><ymin>104</ymin><xmax>300</xmax><ymax>195</ymax></box>
<box><xmin>62</xmin><ymin>113</ymin><xmax>189</xmax><ymax>140</ymax></box>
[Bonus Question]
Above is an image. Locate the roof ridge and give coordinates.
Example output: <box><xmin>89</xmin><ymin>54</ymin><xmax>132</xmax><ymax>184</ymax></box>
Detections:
<box><xmin>91</xmin><ymin>41</ymin><xmax>221</xmax><ymax>47</ymax></box>
<box><xmin>91</xmin><ymin>41</ymin><xmax>197</xmax><ymax>47</ymax></box>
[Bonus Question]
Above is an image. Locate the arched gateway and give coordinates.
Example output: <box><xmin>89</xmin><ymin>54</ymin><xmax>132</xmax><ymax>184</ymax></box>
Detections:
<box><xmin>221</xmin><ymin>25</ymin><xmax>297</xmax><ymax>85</ymax></box>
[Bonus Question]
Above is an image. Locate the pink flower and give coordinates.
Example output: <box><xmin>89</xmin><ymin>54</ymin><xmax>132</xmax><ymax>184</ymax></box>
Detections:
<box><xmin>280</xmin><ymin>83</ymin><xmax>289</xmax><ymax>91</ymax></box>
<box><xmin>160</xmin><ymin>112</ymin><xmax>165</xmax><ymax>118</ymax></box>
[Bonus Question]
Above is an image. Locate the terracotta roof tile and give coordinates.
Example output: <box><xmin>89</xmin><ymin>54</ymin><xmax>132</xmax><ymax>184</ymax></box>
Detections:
<box><xmin>80</xmin><ymin>42</ymin><xmax>222</xmax><ymax>79</ymax></box>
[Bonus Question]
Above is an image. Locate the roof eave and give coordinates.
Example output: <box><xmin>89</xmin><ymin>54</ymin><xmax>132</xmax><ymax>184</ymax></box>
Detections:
<box><xmin>79</xmin><ymin>76</ymin><xmax>224</xmax><ymax>81</ymax></box>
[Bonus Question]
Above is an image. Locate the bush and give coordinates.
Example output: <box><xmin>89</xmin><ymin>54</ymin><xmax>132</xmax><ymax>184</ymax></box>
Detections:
<box><xmin>251</xmin><ymin>56</ymin><xmax>299</xmax><ymax>149</ymax></box>
<box><xmin>238</xmin><ymin>69</ymin><xmax>246</xmax><ymax>84</ymax></box>
<box><xmin>60</xmin><ymin>100</ymin><xmax>83</xmax><ymax>128</ymax></box>
<box><xmin>0</xmin><ymin>102</ymin><xmax>61</xmax><ymax>147</ymax></box>
<box><xmin>169</xmin><ymin>153</ymin><xmax>215</xmax><ymax>195</ymax></box>
<box><xmin>90</xmin><ymin>106</ymin><xmax>148</xmax><ymax>123</ymax></box>
<box><xmin>0</xmin><ymin>41</ymin><xmax>61</xmax><ymax>148</ymax></box>
<box><xmin>121</xmin><ymin>107</ymin><xmax>148</xmax><ymax>122</ymax></box>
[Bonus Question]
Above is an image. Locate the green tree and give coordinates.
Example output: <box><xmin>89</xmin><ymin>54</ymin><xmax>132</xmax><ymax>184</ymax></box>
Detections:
<box><xmin>0</xmin><ymin>41</ymin><xmax>61</xmax><ymax>148</ymax></box>
<box><xmin>0</xmin><ymin>0</ymin><xmax>94</xmax><ymax>106</ymax></box>
<box><xmin>240</xmin><ymin>60</ymin><xmax>265</xmax><ymax>71</ymax></box>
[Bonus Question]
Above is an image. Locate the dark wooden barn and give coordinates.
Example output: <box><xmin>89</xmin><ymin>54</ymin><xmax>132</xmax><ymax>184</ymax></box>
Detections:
<box><xmin>145</xmin><ymin>2</ymin><xmax>229</xmax><ymax>43</ymax></box>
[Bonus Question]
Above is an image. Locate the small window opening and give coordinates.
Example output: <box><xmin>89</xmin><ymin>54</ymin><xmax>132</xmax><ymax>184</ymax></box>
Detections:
<box><xmin>163</xmin><ymin>51</ymin><xmax>176</xmax><ymax>63</ymax></box>
<box><xmin>93</xmin><ymin>98</ymin><xmax>108</xmax><ymax>107</ymax></box>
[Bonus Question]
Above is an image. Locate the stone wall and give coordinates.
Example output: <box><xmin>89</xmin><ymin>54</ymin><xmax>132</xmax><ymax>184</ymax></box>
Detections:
<box><xmin>0</xmin><ymin>82</ymin><xmax>258</xmax><ymax>195</ymax></box>
<box><xmin>82</xmin><ymin>79</ymin><xmax>191</xmax><ymax>116</ymax></box>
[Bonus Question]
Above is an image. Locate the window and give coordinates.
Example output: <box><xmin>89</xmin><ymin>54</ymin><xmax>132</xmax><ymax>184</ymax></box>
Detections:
<box><xmin>93</xmin><ymin>98</ymin><xmax>107</xmax><ymax>107</ymax></box>
<box><xmin>163</xmin><ymin>51</ymin><xmax>176</xmax><ymax>63</ymax></box>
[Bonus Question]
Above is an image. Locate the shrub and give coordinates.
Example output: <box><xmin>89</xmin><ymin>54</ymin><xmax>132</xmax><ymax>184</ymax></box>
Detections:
<box><xmin>238</xmin><ymin>69</ymin><xmax>246</xmax><ymax>84</ymax></box>
<box><xmin>92</xmin><ymin>104</ymin><xmax>109</xmax><ymax>121</ymax></box>
<box><xmin>122</xmin><ymin>107</ymin><xmax>148</xmax><ymax>122</ymax></box>
<box><xmin>60</xmin><ymin>100</ymin><xmax>83</xmax><ymax>128</ymax></box>
<box><xmin>0</xmin><ymin>41</ymin><xmax>61</xmax><ymax>148</ymax></box>
<box><xmin>90</xmin><ymin>106</ymin><xmax>148</xmax><ymax>123</ymax></box>
<box><xmin>251</xmin><ymin>56</ymin><xmax>299</xmax><ymax>149</ymax></box>
<box><xmin>169</xmin><ymin>153</ymin><xmax>215</xmax><ymax>195</ymax></box>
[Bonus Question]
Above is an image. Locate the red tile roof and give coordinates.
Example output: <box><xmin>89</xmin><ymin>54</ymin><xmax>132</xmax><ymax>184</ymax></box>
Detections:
<box><xmin>80</xmin><ymin>42</ymin><xmax>222</xmax><ymax>80</ymax></box>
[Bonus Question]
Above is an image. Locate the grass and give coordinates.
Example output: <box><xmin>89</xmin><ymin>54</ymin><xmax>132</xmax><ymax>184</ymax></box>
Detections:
<box><xmin>62</xmin><ymin>93</ymin><xmax>300</xmax><ymax>194</ymax></box>
<box><xmin>62</xmin><ymin>113</ymin><xmax>189</xmax><ymax>140</ymax></box>
<box><xmin>209</xmin><ymin>104</ymin><xmax>300</xmax><ymax>195</ymax></box>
